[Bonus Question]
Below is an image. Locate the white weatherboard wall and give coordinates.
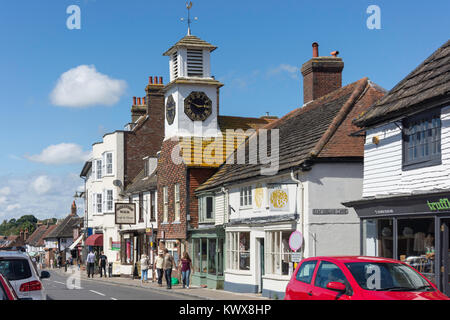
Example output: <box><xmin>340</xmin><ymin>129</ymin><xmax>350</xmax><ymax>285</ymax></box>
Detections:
<box><xmin>363</xmin><ymin>106</ymin><xmax>450</xmax><ymax>197</ymax></box>
<box><xmin>85</xmin><ymin>131</ymin><xmax>125</xmax><ymax>262</ymax></box>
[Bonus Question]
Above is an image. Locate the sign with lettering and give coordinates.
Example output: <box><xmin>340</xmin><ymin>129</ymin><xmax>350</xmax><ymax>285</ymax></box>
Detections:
<box><xmin>312</xmin><ymin>209</ymin><xmax>349</xmax><ymax>215</ymax></box>
<box><xmin>111</xmin><ymin>241</ymin><xmax>120</xmax><ymax>251</ymax></box>
<box><xmin>292</xmin><ymin>252</ymin><xmax>302</xmax><ymax>262</ymax></box>
<box><xmin>115</xmin><ymin>203</ymin><xmax>136</xmax><ymax>224</ymax></box>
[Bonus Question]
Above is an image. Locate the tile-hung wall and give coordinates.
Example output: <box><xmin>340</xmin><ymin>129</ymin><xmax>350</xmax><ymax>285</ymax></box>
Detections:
<box><xmin>363</xmin><ymin>106</ymin><xmax>450</xmax><ymax>197</ymax></box>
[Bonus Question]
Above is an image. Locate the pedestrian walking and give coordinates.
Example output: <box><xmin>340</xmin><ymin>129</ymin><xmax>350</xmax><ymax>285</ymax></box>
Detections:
<box><xmin>86</xmin><ymin>250</ymin><xmax>96</xmax><ymax>278</ymax></box>
<box><xmin>179</xmin><ymin>252</ymin><xmax>192</xmax><ymax>289</ymax></box>
<box><xmin>140</xmin><ymin>254</ymin><xmax>149</xmax><ymax>284</ymax></box>
<box><xmin>163</xmin><ymin>249</ymin><xmax>175</xmax><ymax>289</ymax></box>
<box><xmin>154</xmin><ymin>251</ymin><xmax>164</xmax><ymax>287</ymax></box>
<box><xmin>99</xmin><ymin>251</ymin><xmax>108</xmax><ymax>278</ymax></box>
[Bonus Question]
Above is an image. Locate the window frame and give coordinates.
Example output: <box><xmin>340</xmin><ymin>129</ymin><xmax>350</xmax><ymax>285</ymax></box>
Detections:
<box><xmin>105</xmin><ymin>189</ymin><xmax>113</xmax><ymax>212</ymax></box>
<box><xmin>163</xmin><ymin>187</ymin><xmax>168</xmax><ymax>223</ymax></box>
<box><xmin>138</xmin><ymin>192</ymin><xmax>144</xmax><ymax>223</ymax></box>
<box><xmin>265</xmin><ymin>230</ymin><xmax>293</xmax><ymax>276</ymax></box>
<box><xmin>174</xmin><ymin>184</ymin><xmax>180</xmax><ymax>222</ymax></box>
<box><xmin>96</xmin><ymin>159</ymin><xmax>103</xmax><ymax>180</ymax></box>
<box><xmin>96</xmin><ymin>193</ymin><xmax>102</xmax><ymax>214</ymax></box>
<box><xmin>103</xmin><ymin>152</ymin><xmax>113</xmax><ymax>176</ymax></box>
<box><xmin>295</xmin><ymin>260</ymin><xmax>318</xmax><ymax>284</ymax></box>
<box><xmin>239</xmin><ymin>186</ymin><xmax>252</xmax><ymax>208</ymax></box>
<box><xmin>199</xmin><ymin>194</ymin><xmax>215</xmax><ymax>223</ymax></box>
<box><xmin>226</xmin><ymin>231</ymin><xmax>250</xmax><ymax>271</ymax></box>
<box><xmin>150</xmin><ymin>191</ymin><xmax>156</xmax><ymax>222</ymax></box>
<box><xmin>402</xmin><ymin>109</ymin><xmax>442</xmax><ymax>170</ymax></box>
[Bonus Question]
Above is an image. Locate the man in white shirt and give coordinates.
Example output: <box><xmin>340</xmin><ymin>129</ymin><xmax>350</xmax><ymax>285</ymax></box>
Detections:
<box><xmin>86</xmin><ymin>251</ymin><xmax>96</xmax><ymax>278</ymax></box>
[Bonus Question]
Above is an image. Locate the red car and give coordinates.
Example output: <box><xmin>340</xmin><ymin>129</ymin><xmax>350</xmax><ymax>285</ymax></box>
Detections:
<box><xmin>285</xmin><ymin>256</ymin><xmax>449</xmax><ymax>300</ymax></box>
<box><xmin>0</xmin><ymin>273</ymin><xmax>18</xmax><ymax>300</ymax></box>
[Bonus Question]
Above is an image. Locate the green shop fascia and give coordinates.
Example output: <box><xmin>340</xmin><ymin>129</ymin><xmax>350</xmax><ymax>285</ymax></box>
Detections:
<box><xmin>189</xmin><ymin>226</ymin><xmax>225</xmax><ymax>289</ymax></box>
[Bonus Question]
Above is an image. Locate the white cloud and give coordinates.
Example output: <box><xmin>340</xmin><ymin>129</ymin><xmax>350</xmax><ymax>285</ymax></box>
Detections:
<box><xmin>50</xmin><ymin>65</ymin><xmax>127</xmax><ymax>107</ymax></box>
<box><xmin>0</xmin><ymin>197</ymin><xmax>6</xmax><ymax>205</ymax></box>
<box><xmin>267</xmin><ymin>64</ymin><xmax>299</xmax><ymax>79</ymax></box>
<box><xmin>0</xmin><ymin>187</ymin><xmax>10</xmax><ymax>195</ymax></box>
<box><xmin>6</xmin><ymin>204</ymin><xmax>21</xmax><ymax>212</ymax></box>
<box><xmin>25</xmin><ymin>143</ymin><xmax>91</xmax><ymax>165</ymax></box>
<box><xmin>31</xmin><ymin>176</ymin><xmax>52</xmax><ymax>195</ymax></box>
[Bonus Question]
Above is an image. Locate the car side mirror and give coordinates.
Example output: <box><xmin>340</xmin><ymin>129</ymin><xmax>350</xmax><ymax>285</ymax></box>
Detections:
<box><xmin>326</xmin><ymin>281</ymin><xmax>346</xmax><ymax>292</ymax></box>
<box><xmin>40</xmin><ymin>271</ymin><xmax>51</xmax><ymax>279</ymax></box>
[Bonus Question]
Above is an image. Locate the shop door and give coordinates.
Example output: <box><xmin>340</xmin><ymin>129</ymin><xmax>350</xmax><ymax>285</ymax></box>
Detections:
<box><xmin>442</xmin><ymin>220</ymin><xmax>449</xmax><ymax>296</ymax></box>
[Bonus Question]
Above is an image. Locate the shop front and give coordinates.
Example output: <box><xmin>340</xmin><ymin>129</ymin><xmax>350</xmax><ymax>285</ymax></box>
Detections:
<box><xmin>345</xmin><ymin>191</ymin><xmax>450</xmax><ymax>296</ymax></box>
<box><xmin>190</xmin><ymin>227</ymin><xmax>225</xmax><ymax>289</ymax></box>
<box><xmin>119</xmin><ymin>230</ymin><xmax>145</xmax><ymax>277</ymax></box>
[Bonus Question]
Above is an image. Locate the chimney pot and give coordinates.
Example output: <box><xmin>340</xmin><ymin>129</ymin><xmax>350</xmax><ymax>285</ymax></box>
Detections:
<box><xmin>137</xmin><ymin>97</ymin><xmax>141</xmax><ymax>105</ymax></box>
<box><xmin>312</xmin><ymin>42</ymin><xmax>319</xmax><ymax>57</ymax></box>
<box><xmin>331</xmin><ymin>51</ymin><xmax>339</xmax><ymax>57</ymax></box>
<box><xmin>143</xmin><ymin>97</ymin><xmax>146</xmax><ymax>105</ymax></box>
<box><xmin>133</xmin><ymin>96</ymin><xmax>137</xmax><ymax>105</ymax></box>
<box><xmin>149</xmin><ymin>76</ymin><xmax>153</xmax><ymax>84</ymax></box>
<box><xmin>159</xmin><ymin>76</ymin><xmax>163</xmax><ymax>84</ymax></box>
<box><xmin>153</xmin><ymin>76</ymin><xmax>158</xmax><ymax>84</ymax></box>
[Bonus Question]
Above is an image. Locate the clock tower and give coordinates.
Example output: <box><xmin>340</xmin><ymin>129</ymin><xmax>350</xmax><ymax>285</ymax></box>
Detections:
<box><xmin>162</xmin><ymin>34</ymin><xmax>223</xmax><ymax>140</ymax></box>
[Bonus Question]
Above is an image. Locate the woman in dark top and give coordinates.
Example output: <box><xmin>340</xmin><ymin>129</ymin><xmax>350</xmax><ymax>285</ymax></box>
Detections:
<box><xmin>179</xmin><ymin>252</ymin><xmax>192</xmax><ymax>289</ymax></box>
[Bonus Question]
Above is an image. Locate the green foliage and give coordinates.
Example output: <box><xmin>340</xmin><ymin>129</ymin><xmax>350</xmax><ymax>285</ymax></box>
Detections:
<box><xmin>0</xmin><ymin>215</ymin><xmax>56</xmax><ymax>236</ymax></box>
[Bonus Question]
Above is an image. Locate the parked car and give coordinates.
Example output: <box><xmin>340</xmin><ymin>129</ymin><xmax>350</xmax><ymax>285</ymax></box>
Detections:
<box><xmin>285</xmin><ymin>256</ymin><xmax>449</xmax><ymax>300</ymax></box>
<box><xmin>0</xmin><ymin>251</ymin><xmax>50</xmax><ymax>300</ymax></box>
<box><xmin>0</xmin><ymin>273</ymin><xmax>18</xmax><ymax>300</ymax></box>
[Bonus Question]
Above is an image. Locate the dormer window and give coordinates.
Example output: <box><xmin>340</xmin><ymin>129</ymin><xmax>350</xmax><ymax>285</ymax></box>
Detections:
<box><xmin>172</xmin><ymin>52</ymin><xmax>179</xmax><ymax>79</ymax></box>
<box><xmin>187</xmin><ymin>49</ymin><xmax>203</xmax><ymax>77</ymax></box>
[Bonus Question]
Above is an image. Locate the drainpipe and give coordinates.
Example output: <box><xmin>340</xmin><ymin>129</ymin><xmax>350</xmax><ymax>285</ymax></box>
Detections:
<box><xmin>220</xmin><ymin>187</ymin><xmax>229</xmax><ymax>225</ymax></box>
<box><xmin>289</xmin><ymin>170</ymin><xmax>306</xmax><ymax>258</ymax></box>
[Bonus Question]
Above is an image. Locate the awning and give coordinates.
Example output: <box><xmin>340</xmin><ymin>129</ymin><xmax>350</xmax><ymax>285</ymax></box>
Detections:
<box><xmin>85</xmin><ymin>234</ymin><xmax>103</xmax><ymax>247</ymax></box>
<box><xmin>69</xmin><ymin>235</ymin><xmax>83</xmax><ymax>250</ymax></box>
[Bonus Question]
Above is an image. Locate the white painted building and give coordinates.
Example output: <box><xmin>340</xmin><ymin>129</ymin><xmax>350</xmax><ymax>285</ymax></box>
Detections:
<box><xmin>81</xmin><ymin>131</ymin><xmax>125</xmax><ymax>263</ymax></box>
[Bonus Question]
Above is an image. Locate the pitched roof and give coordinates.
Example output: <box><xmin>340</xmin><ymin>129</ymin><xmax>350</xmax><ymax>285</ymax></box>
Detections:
<box><xmin>26</xmin><ymin>225</ymin><xmax>48</xmax><ymax>247</ymax></box>
<box><xmin>37</xmin><ymin>224</ymin><xmax>57</xmax><ymax>247</ymax></box>
<box><xmin>0</xmin><ymin>235</ymin><xmax>24</xmax><ymax>249</ymax></box>
<box><xmin>125</xmin><ymin>169</ymin><xmax>158</xmax><ymax>194</ymax></box>
<box><xmin>354</xmin><ymin>40</ymin><xmax>450</xmax><ymax>127</ymax></box>
<box><xmin>44</xmin><ymin>214</ymin><xmax>82</xmax><ymax>239</ymax></box>
<box><xmin>196</xmin><ymin>78</ymin><xmax>385</xmax><ymax>191</ymax></box>
<box><xmin>177</xmin><ymin>116</ymin><xmax>276</xmax><ymax>167</ymax></box>
<box><xmin>163</xmin><ymin>35</ymin><xmax>217</xmax><ymax>56</ymax></box>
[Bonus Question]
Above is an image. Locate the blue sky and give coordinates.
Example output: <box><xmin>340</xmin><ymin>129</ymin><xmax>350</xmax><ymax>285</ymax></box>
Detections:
<box><xmin>0</xmin><ymin>0</ymin><xmax>449</xmax><ymax>221</ymax></box>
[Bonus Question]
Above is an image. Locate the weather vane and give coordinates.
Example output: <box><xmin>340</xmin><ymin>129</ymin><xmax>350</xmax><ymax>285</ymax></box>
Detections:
<box><xmin>180</xmin><ymin>1</ymin><xmax>198</xmax><ymax>35</ymax></box>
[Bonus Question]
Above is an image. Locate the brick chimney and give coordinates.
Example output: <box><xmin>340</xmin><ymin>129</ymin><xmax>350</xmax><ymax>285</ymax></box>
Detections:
<box><xmin>301</xmin><ymin>42</ymin><xmax>344</xmax><ymax>104</ymax></box>
<box><xmin>19</xmin><ymin>230</ymin><xmax>24</xmax><ymax>241</ymax></box>
<box><xmin>71</xmin><ymin>200</ymin><xmax>77</xmax><ymax>216</ymax></box>
<box><xmin>145</xmin><ymin>76</ymin><xmax>164</xmax><ymax>116</ymax></box>
<box><xmin>24</xmin><ymin>229</ymin><xmax>29</xmax><ymax>241</ymax></box>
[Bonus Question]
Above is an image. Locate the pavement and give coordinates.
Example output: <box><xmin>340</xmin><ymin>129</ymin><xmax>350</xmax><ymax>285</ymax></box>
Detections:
<box><xmin>49</xmin><ymin>266</ymin><xmax>268</xmax><ymax>300</ymax></box>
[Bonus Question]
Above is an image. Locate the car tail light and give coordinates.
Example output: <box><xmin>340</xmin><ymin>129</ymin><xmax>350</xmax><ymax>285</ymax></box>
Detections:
<box><xmin>19</xmin><ymin>280</ymin><xmax>42</xmax><ymax>292</ymax></box>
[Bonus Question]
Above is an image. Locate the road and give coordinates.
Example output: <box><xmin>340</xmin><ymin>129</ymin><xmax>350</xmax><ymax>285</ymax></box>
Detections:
<box><xmin>44</xmin><ymin>270</ymin><xmax>199</xmax><ymax>300</ymax></box>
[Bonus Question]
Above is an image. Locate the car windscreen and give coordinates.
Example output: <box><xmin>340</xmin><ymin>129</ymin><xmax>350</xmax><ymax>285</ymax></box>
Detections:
<box><xmin>344</xmin><ymin>262</ymin><xmax>431</xmax><ymax>291</ymax></box>
<box><xmin>0</xmin><ymin>258</ymin><xmax>32</xmax><ymax>281</ymax></box>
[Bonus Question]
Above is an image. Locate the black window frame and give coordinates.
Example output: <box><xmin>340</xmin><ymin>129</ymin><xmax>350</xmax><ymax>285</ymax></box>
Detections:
<box><xmin>402</xmin><ymin>109</ymin><xmax>442</xmax><ymax>170</ymax></box>
<box><xmin>138</xmin><ymin>192</ymin><xmax>144</xmax><ymax>222</ymax></box>
<box><xmin>295</xmin><ymin>260</ymin><xmax>317</xmax><ymax>284</ymax></box>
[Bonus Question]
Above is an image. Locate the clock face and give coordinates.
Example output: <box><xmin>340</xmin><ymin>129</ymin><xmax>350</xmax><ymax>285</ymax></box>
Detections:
<box><xmin>166</xmin><ymin>95</ymin><xmax>176</xmax><ymax>125</ymax></box>
<box><xmin>184</xmin><ymin>91</ymin><xmax>212</xmax><ymax>121</ymax></box>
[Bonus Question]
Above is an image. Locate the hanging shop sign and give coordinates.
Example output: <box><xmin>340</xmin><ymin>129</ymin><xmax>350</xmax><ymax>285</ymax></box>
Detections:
<box><xmin>115</xmin><ymin>203</ymin><xmax>136</xmax><ymax>224</ymax></box>
<box><xmin>269</xmin><ymin>186</ymin><xmax>289</xmax><ymax>211</ymax></box>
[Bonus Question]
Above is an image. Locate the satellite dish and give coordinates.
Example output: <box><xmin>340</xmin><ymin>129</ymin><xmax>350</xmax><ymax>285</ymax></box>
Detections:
<box><xmin>113</xmin><ymin>180</ymin><xmax>122</xmax><ymax>188</ymax></box>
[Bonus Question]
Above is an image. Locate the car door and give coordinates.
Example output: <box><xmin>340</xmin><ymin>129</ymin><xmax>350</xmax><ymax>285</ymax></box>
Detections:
<box><xmin>287</xmin><ymin>260</ymin><xmax>318</xmax><ymax>300</ymax></box>
<box><xmin>311</xmin><ymin>260</ymin><xmax>352</xmax><ymax>300</ymax></box>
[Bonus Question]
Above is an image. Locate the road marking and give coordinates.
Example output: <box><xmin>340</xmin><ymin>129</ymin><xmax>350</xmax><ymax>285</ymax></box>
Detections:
<box><xmin>111</xmin><ymin>297</ymin><xmax>118</xmax><ymax>300</ymax></box>
<box><xmin>54</xmin><ymin>281</ymin><xmax>66</xmax><ymax>285</ymax></box>
<box><xmin>89</xmin><ymin>290</ymin><xmax>105</xmax><ymax>296</ymax></box>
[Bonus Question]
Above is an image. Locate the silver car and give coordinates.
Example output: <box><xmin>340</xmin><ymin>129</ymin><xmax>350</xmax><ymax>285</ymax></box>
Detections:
<box><xmin>0</xmin><ymin>251</ymin><xmax>50</xmax><ymax>300</ymax></box>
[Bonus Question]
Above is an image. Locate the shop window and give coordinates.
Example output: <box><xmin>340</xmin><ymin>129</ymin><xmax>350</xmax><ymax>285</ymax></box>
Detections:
<box><xmin>265</xmin><ymin>230</ymin><xmax>293</xmax><ymax>276</ymax></box>
<box><xmin>226</xmin><ymin>231</ymin><xmax>250</xmax><ymax>271</ymax></box>
<box><xmin>208</xmin><ymin>239</ymin><xmax>216</xmax><ymax>275</ymax></box>
<box><xmin>201</xmin><ymin>239</ymin><xmax>207</xmax><ymax>273</ymax></box>
<box><xmin>402</xmin><ymin>110</ymin><xmax>441</xmax><ymax>170</ymax></box>
<box><xmin>397</xmin><ymin>218</ymin><xmax>435</xmax><ymax>283</ymax></box>
<box><xmin>363</xmin><ymin>219</ymin><xmax>393</xmax><ymax>258</ymax></box>
<box><xmin>217</xmin><ymin>238</ymin><xmax>224</xmax><ymax>276</ymax></box>
<box><xmin>193</xmin><ymin>239</ymin><xmax>201</xmax><ymax>272</ymax></box>
<box><xmin>165</xmin><ymin>241</ymin><xmax>179</xmax><ymax>267</ymax></box>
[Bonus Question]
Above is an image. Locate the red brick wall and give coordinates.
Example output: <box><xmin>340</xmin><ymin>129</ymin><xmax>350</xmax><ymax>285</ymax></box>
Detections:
<box><xmin>124</xmin><ymin>83</ymin><xmax>165</xmax><ymax>186</ymax></box>
<box><xmin>188</xmin><ymin>168</ymin><xmax>217</xmax><ymax>229</ymax></box>
<box><xmin>157</xmin><ymin>139</ymin><xmax>188</xmax><ymax>240</ymax></box>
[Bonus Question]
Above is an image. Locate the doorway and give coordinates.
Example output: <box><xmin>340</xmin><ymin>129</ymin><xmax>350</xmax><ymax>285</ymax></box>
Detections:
<box><xmin>442</xmin><ymin>219</ymin><xmax>449</xmax><ymax>296</ymax></box>
<box><xmin>257</xmin><ymin>238</ymin><xmax>265</xmax><ymax>293</ymax></box>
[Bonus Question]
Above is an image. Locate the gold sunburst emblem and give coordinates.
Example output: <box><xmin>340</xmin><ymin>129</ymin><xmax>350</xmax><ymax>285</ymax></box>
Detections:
<box><xmin>254</xmin><ymin>184</ymin><xmax>264</xmax><ymax>208</ymax></box>
<box><xmin>270</xmin><ymin>189</ymin><xmax>288</xmax><ymax>209</ymax></box>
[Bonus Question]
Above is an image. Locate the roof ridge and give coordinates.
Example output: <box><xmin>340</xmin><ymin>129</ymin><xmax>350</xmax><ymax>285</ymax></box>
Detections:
<box><xmin>310</xmin><ymin>78</ymin><xmax>369</xmax><ymax>157</ymax></box>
